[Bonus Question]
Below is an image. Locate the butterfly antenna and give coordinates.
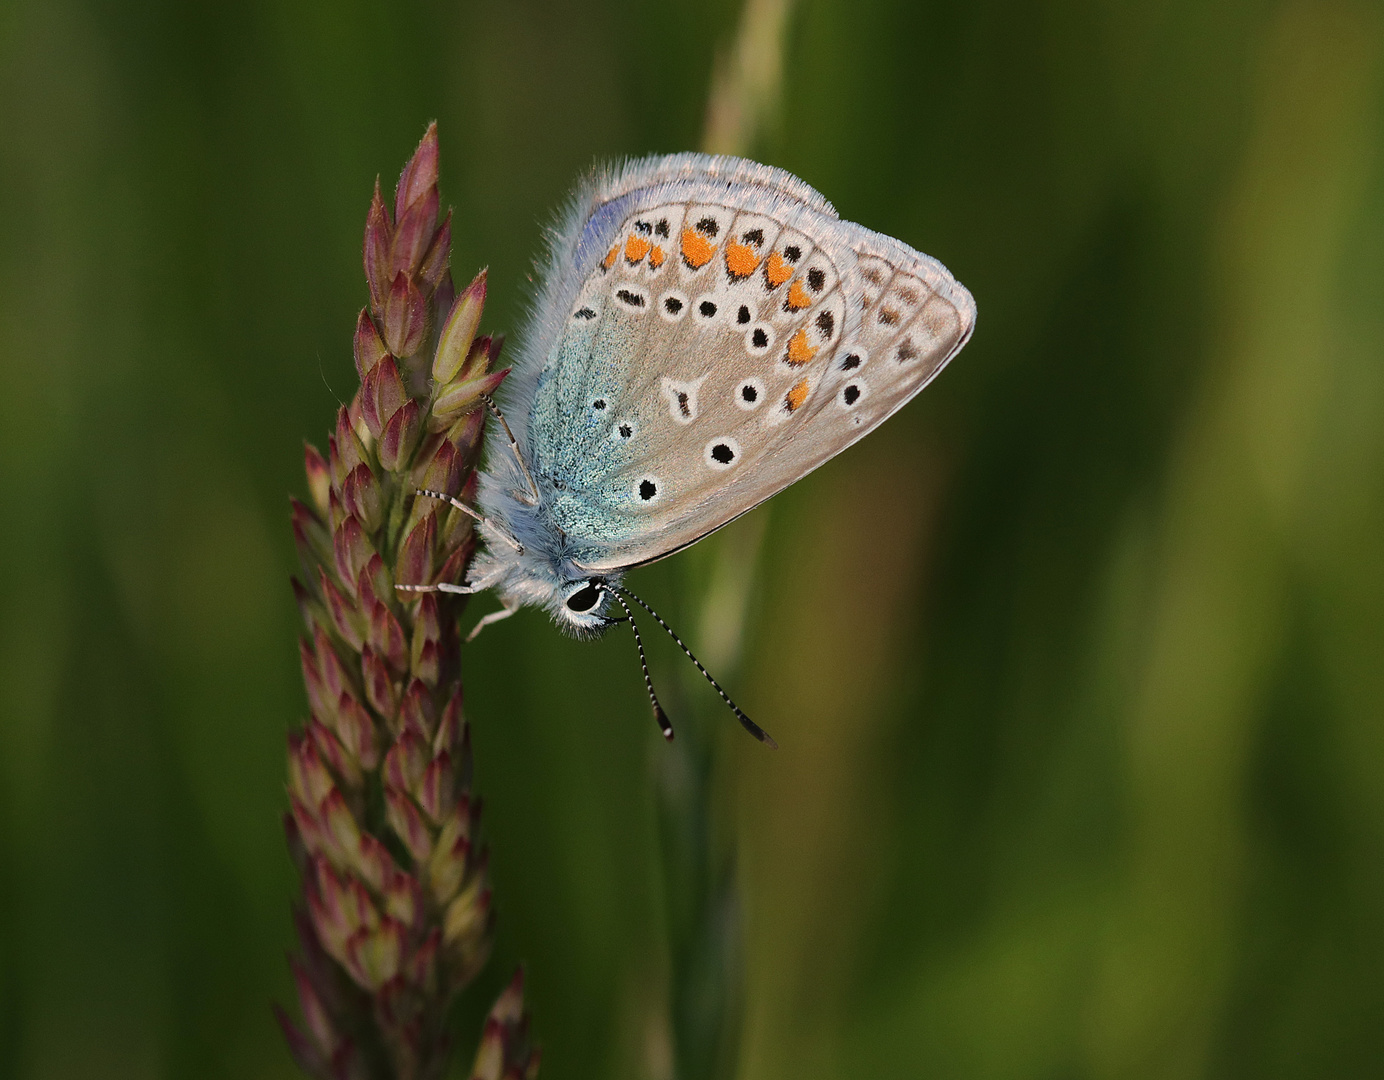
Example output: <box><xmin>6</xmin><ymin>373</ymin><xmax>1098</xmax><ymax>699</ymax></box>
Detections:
<box><xmin>611</xmin><ymin>584</ymin><xmax>778</xmax><ymax>750</ymax></box>
<box><xmin>603</xmin><ymin>587</ymin><xmax>675</xmax><ymax>742</ymax></box>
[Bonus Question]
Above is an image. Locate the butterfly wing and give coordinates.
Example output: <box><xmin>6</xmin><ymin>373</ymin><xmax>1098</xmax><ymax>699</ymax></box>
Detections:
<box><xmin>496</xmin><ymin>154</ymin><xmax>975</xmax><ymax>572</ymax></box>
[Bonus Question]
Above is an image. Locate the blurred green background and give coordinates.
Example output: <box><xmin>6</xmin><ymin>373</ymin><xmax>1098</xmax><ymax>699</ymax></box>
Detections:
<box><xmin>3</xmin><ymin>0</ymin><xmax>1384</xmax><ymax>1077</ymax></box>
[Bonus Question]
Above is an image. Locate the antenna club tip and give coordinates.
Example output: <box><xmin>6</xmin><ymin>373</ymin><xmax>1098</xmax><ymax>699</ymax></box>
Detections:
<box><xmin>762</xmin><ymin>734</ymin><xmax>780</xmax><ymax>750</ymax></box>
<box><xmin>654</xmin><ymin>706</ymin><xmax>674</xmax><ymax>741</ymax></box>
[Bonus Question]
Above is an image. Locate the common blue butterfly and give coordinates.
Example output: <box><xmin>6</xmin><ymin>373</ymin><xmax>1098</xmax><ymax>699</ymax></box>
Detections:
<box><xmin>400</xmin><ymin>154</ymin><xmax>975</xmax><ymax>744</ymax></box>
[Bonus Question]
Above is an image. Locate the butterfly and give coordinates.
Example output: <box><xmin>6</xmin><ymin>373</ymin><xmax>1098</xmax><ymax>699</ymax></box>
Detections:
<box><xmin>400</xmin><ymin>154</ymin><xmax>975</xmax><ymax>746</ymax></box>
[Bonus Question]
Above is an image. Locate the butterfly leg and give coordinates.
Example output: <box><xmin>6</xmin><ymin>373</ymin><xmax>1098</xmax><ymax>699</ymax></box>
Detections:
<box><xmin>395</xmin><ymin>581</ymin><xmax>480</xmax><ymax>595</ymax></box>
<box><xmin>414</xmin><ymin>488</ymin><xmax>524</xmax><ymax>554</ymax></box>
<box><xmin>479</xmin><ymin>393</ymin><xmax>540</xmax><ymax>505</ymax></box>
<box><xmin>465</xmin><ymin>600</ymin><xmax>520</xmax><ymax>643</ymax></box>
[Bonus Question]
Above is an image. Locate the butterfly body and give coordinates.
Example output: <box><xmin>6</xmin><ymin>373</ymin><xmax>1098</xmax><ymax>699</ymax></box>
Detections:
<box><xmin>466</xmin><ymin>153</ymin><xmax>975</xmax><ymax>637</ymax></box>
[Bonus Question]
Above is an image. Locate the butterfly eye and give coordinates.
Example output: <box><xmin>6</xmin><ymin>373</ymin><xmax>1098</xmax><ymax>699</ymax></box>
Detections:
<box><xmin>565</xmin><ymin>582</ymin><xmax>602</xmax><ymax>613</ymax></box>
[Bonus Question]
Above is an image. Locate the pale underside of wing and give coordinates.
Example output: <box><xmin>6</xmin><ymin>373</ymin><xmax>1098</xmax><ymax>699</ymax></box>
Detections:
<box><xmin>506</xmin><ymin>156</ymin><xmax>976</xmax><ymax>571</ymax></box>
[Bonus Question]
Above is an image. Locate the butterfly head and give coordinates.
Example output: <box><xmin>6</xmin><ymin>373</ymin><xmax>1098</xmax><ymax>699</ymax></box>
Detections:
<box><xmin>469</xmin><ymin>523</ymin><xmax>622</xmax><ymax>639</ymax></box>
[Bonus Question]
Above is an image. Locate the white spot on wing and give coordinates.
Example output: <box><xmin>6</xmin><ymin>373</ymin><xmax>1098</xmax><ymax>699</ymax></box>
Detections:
<box><xmin>612</xmin><ymin>283</ymin><xmax>649</xmax><ymax>312</ymax></box>
<box><xmin>571</xmin><ymin>299</ymin><xmax>601</xmax><ymax>322</ymax></box>
<box><xmin>837</xmin><ymin>345</ymin><xmax>868</xmax><ymax>372</ymax></box>
<box><xmin>745</xmin><ymin>322</ymin><xmax>775</xmax><ymax>355</ymax></box>
<box><xmin>837</xmin><ymin>380</ymin><xmax>869</xmax><ymax>409</ymax></box>
<box><xmin>735</xmin><ymin>377</ymin><xmax>766</xmax><ymax>410</ymax></box>
<box><xmin>633</xmin><ymin>476</ymin><xmax>662</xmax><ymax>505</ymax></box>
<box><xmin>704</xmin><ymin>437</ymin><xmax>741</xmax><ymax>470</ymax></box>
<box><xmin>661</xmin><ymin>375</ymin><xmax>706</xmax><ymax>425</ymax></box>
<box><xmin>658</xmin><ymin>289</ymin><xmax>688</xmax><ymax>322</ymax></box>
<box><xmin>691</xmin><ymin>293</ymin><xmax>722</xmax><ymax>326</ymax></box>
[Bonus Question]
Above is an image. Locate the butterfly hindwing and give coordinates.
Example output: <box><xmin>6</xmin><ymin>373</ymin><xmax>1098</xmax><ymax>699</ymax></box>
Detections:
<box><xmin>504</xmin><ymin>154</ymin><xmax>974</xmax><ymax>572</ymax></box>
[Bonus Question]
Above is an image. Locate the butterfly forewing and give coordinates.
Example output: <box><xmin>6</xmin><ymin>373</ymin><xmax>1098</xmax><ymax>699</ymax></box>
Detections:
<box><xmin>507</xmin><ymin>155</ymin><xmax>974</xmax><ymax>572</ymax></box>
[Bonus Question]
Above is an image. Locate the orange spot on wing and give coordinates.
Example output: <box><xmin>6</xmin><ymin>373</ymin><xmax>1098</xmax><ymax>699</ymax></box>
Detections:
<box><xmin>625</xmin><ymin>235</ymin><xmax>650</xmax><ymax>262</ymax></box>
<box><xmin>765</xmin><ymin>250</ymin><xmax>793</xmax><ymax>288</ymax></box>
<box><xmin>785</xmin><ymin>279</ymin><xmax>812</xmax><ymax>310</ymax></box>
<box><xmin>603</xmin><ymin>245</ymin><xmax>619</xmax><ymax>270</ymax></box>
<box><xmin>725</xmin><ymin>240</ymin><xmax>760</xmax><ymax>279</ymax></box>
<box><xmin>785</xmin><ymin>378</ymin><xmax>810</xmax><ymax>412</ymax></box>
<box><xmin>680</xmin><ymin>228</ymin><xmax>716</xmax><ymax>269</ymax></box>
<box><xmin>785</xmin><ymin>328</ymin><xmax>818</xmax><ymax>367</ymax></box>
<box><xmin>649</xmin><ymin>245</ymin><xmax>665</xmax><ymax>268</ymax></box>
